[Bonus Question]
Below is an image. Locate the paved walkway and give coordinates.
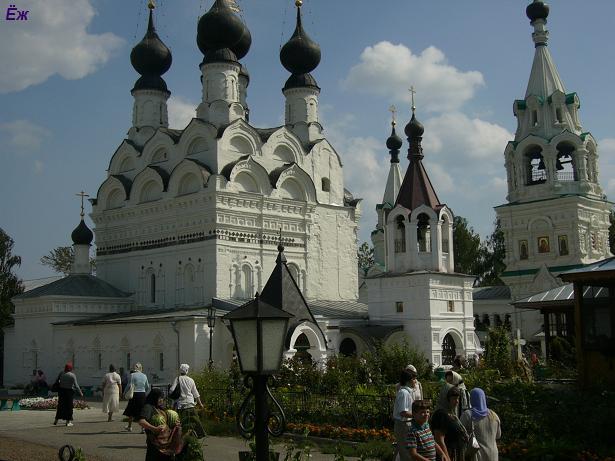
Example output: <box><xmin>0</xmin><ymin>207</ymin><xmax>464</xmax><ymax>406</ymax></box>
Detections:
<box><xmin>0</xmin><ymin>403</ymin><xmax>352</xmax><ymax>460</ymax></box>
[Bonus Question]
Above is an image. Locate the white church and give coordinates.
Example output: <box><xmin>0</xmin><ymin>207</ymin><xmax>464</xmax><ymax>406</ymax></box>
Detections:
<box><xmin>3</xmin><ymin>0</ymin><xmax>610</xmax><ymax>386</ymax></box>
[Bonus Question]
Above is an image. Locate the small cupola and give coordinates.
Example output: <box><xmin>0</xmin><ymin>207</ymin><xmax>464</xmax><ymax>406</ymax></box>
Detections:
<box><xmin>71</xmin><ymin>219</ymin><xmax>93</xmax><ymax>246</ymax></box>
<box><xmin>196</xmin><ymin>0</ymin><xmax>251</xmax><ymax>62</ymax></box>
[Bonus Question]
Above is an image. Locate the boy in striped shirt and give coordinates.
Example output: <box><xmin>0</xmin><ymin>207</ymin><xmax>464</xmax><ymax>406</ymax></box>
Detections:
<box><xmin>406</xmin><ymin>400</ymin><xmax>450</xmax><ymax>461</ymax></box>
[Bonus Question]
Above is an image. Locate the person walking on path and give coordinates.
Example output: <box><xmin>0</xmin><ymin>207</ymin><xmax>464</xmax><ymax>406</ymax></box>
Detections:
<box><xmin>460</xmin><ymin>388</ymin><xmax>501</xmax><ymax>461</ymax></box>
<box><xmin>123</xmin><ymin>363</ymin><xmax>150</xmax><ymax>432</ymax></box>
<box><xmin>406</xmin><ymin>400</ymin><xmax>449</xmax><ymax>461</ymax></box>
<box><xmin>393</xmin><ymin>369</ymin><xmax>416</xmax><ymax>461</ymax></box>
<box><xmin>53</xmin><ymin>363</ymin><xmax>83</xmax><ymax>427</ymax></box>
<box><xmin>138</xmin><ymin>388</ymin><xmax>183</xmax><ymax>461</ymax></box>
<box><xmin>169</xmin><ymin>363</ymin><xmax>206</xmax><ymax>444</ymax></box>
<box><xmin>102</xmin><ymin>364</ymin><xmax>122</xmax><ymax>422</ymax></box>
<box><xmin>431</xmin><ymin>387</ymin><xmax>469</xmax><ymax>461</ymax></box>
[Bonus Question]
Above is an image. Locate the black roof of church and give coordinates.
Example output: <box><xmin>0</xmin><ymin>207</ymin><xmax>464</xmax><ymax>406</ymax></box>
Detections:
<box><xmin>14</xmin><ymin>274</ymin><xmax>131</xmax><ymax>300</ymax></box>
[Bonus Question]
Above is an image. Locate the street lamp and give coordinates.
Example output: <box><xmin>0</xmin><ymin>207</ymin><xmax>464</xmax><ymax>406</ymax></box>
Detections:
<box><xmin>223</xmin><ymin>293</ymin><xmax>293</xmax><ymax>461</ymax></box>
<box><xmin>207</xmin><ymin>306</ymin><xmax>216</xmax><ymax>369</ymax></box>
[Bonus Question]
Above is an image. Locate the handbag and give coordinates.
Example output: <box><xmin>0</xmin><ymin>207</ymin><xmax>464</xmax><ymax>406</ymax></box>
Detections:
<box><xmin>124</xmin><ymin>382</ymin><xmax>135</xmax><ymax>400</ymax></box>
<box><xmin>465</xmin><ymin>418</ymin><xmax>481</xmax><ymax>459</ymax></box>
<box><xmin>51</xmin><ymin>373</ymin><xmax>61</xmax><ymax>392</ymax></box>
<box><xmin>169</xmin><ymin>377</ymin><xmax>181</xmax><ymax>400</ymax></box>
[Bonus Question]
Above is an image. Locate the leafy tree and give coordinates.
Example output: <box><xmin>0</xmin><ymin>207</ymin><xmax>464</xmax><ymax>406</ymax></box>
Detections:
<box><xmin>0</xmin><ymin>228</ymin><xmax>24</xmax><ymax>329</ymax></box>
<box><xmin>453</xmin><ymin>216</ymin><xmax>481</xmax><ymax>276</ymax></box>
<box><xmin>357</xmin><ymin>242</ymin><xmax>374</xmax><ymax>275</ymax></box>
<box><xmin>484</xmin><ymin>326</ymin><xmax>514</xmax><ymax>378</ymax></box>
<box><xmin>477</xmin><ymin>219</ymin><xmax>506</xmax><ymax>286</ymax></box>
<box><xmin>40</xmin><ymin>245</ymin><xmax>95</xmax><ymax>275</ymax></box>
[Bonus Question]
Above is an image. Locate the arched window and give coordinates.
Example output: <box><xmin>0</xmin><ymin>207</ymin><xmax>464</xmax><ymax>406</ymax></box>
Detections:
<box><xmin>441</xmin><ymin>334</ymin><xmax>456</xmax><ymax>366</ymax></box>
<box><xmin>234</xmin><ymin>172</ymin><xmax>259</xmax><ymax>193</ymax></box>
<box><xmin>417</xmin><ymin>213</ymin><xmax>431</xmax><ymax>252</ymax></box>
<box><xmin>555</xmin><ymin>142</ymin><xmax>575</xmax><ymax>182</ymax></box>
<box><xmin>525</xmin><ymin>146</ymin><xmax>546</xmax><ymax>184</ymax></box>
<box><xmin>395</xmin><ymin>216</ymin><xmax>406</xmax><ymax>253</ymax></box>
<box><xmin>106</xmin><ymin>189</ymin><xmax>124</xmax><ymax>210</ymax></box>
<box><xmin>287</xmin><ymin>263</ymin><xmax>302</xmax><ymax>292</ymax></box>
<box><xmin>151</xmin><ymin>148</ymin><xmax>167</xmax><ymax>164</ymax></box>
<box><xmin>339</xmin><ymin>338</ymin><xmax>357</xmax><ymax>357</ymax></box>
<box><xmin>178</xmin><ymin>173</ymin><xmax>200</xmax><ymax>195</ymax></box>
<box><xmin>242</xmin><ymin>265</ymin><xmax>253</xmax><ymax>298</ymax></box>
<box><xmin>140</xmin><ymin>180</ymin><xmax>162</xmax><ymax>203</ymax></box>
<box><xmin>279</xmin><ymin>179</ymin><xmax>304</xmax><ymax>200</ymax></box>
<box><xmin>321</xmin><ymin>177</ymin><xmax>331</xmax><ymax>192</ymax></box>
<box><xmin>442</xmin><ymin>216</ymin><xmax>450</xmax><ymax>254</ymax></box>
<box><xmin>294</xmin><ymin>333</ymin><xmax>312</xmax><ymax>363</ymax></box>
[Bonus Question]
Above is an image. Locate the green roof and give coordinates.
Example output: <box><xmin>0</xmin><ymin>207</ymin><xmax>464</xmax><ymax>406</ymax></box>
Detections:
<box><xmin>15</xmin><ymin>274</ymin><xmax>131</xmax><ymax>299</ymax></box>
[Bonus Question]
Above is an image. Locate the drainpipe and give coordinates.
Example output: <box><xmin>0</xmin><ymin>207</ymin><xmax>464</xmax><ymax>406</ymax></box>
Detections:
<box><xmin>171</xmin><ymin>321</ymin><xmax>180</xmax><ymax>371</ymax></box>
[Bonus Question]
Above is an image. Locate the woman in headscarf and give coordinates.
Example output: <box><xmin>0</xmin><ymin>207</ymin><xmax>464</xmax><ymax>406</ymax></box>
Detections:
<box><xmin>444</xmin><ymin>370</ymin><xmax>470</xmax><ymax>416</ymax></box>
<box><xmin>402</xmin><ymin>364</ymin><xmax>423</xmax><ymax>400</ymax></box>
<box><xmin>53</xmin><ymin>363</ymin><xmax>83</xmax><ymax>427</ymax></box>
<box><xmin>138</xmin><ymin>388</ymin><xmax>183</xmax><ymax>461</ymax></box>
<box><xmin>123</xmin><ymin>362</ymin><xmax>150</xmax><ymax>432</ymax></box>
<box><xmin>460</xmin><ymin>388</ymin><xmax>501</xmax><ymax>461</ymax></box>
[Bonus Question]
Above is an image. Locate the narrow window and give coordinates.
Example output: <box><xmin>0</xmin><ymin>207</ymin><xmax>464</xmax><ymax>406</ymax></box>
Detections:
<box><xmin>126</xmin><ymin>352</ymin><xmax>131</xmax><ymax>371</ymax></box>
<box><xmin>159</xmin><ymin>352</ymin><xmax>164</xmax><ymax>371</ymax></box>
<box><xmin>532</xmin><ymin>110</ymin><xmax>538</xmax><ymax>126</ymax></box>
<box><xmin>150</xmin><ymin>273</ymin><xmax>156</xmax><ymax>304</ymax></box>
<box><xmin>447</xmin><ymin>300</ymin><xmax>455</xmax><ymax>312</ymax></box>
<box><xmin>97</xmin><ymin>352</ymin><xmax>102</xmax><ymax>370</ymax></box>
<box><xmin>555</xmin><ymin>107</ymin><xmax>563</xmax><ymax>123</ymax></box>
<box><xmin>396</xmin><ymin>301</ymin><xmax>404</xmax><ymax>313</ymax></box>
<box><xmin>395</xmin><ymin>216</ymin><xmax>406</xmax><ymax>253</ymax></box>
<box><xmin>321</xmin><ymin>177</ymin><xmax>330</xmax><ymax>192</ymax></box>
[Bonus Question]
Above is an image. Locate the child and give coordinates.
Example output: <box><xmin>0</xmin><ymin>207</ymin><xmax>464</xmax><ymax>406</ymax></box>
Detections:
<box><xmin>406</xmin><ymin>400</ymin><xmax>450</xmax><ymax>461</ymax></box>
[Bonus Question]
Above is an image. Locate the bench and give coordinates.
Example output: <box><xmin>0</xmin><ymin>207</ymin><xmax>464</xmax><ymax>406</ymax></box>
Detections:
<box><xmin>10</xmin><ymin>399</ymin><xmax>20</xmax><ymax>411</ymax></box>
<box><xmin>0</xmin><ymin>399</ymin><xmax>20</xmax><ymax>411</ymax></box>
<box><xmin>0</xmin><ymin>399</ymin><xmax>8</xmax><ymax>411</ymax></box>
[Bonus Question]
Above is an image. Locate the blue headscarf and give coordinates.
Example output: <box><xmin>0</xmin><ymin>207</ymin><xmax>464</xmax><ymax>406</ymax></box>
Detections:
<box><xmin>470</xmin><ymin>388</ymin><xmax>489</xmax><ymax>420</ymax></box>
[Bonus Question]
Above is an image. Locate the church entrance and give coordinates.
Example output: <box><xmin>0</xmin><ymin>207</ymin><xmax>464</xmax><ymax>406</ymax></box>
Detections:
<box><xmin>294</xmin><ymin>333</ymin><xmax>312</xmax><ymax>363</ymax></box>
<box><xmin>442</xmin><ymin>334</ymin><xmax>456</xmax><ymax>366</ymax></box>
<box><xmin>339</xmin><ymin>338</ymin><xmax>357</xmax><ymax>357</ymax></box>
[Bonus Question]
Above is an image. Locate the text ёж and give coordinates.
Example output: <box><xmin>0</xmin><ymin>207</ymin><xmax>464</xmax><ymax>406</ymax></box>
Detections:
<box><xmin>6</xmin><ymin>4</ymin><xmax>28</xmax><ymax>20</ymax></box>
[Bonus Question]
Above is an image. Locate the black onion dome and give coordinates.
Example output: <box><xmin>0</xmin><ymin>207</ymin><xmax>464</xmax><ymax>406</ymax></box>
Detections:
<box><xmin>526</xmin><ymin>1</ymin><xmax>549</xmax><ymax>22</ymax></box>
<box><xmin>280</xmin><ymin>7</ymin><xmax>321</xmax><ymax>75</ymax></box>
<box><xmin>386</xmin><ymin>126</ymin><xmax>403</xmax><ymax>150</ymax></box>
<box><xmin>71</xmin><ymin>219</ymin><xmax>93</xmax><ymax>245</ymax></box>
<box><xmin>197</xmin><ymin>0</ymin><xmax>245</xmax><ymax>55</ymax></box>
<box><xmin>231</xmin><ymin>26</ymin><xmax>252</xmax><ymax>60</ymax></box>
<box><xmin>133</xmin><ymin>75</ymin><xmax>169</xmax><ymax>92</ymax></box>
<box><xmin>130</xmin><ymin>10</ymin><xmax>172</xmax><ymax>77</ymax></box>
<box><xmin>405</xmin><ymin>112</ymin><xmax>424</xmax><ymax>138</ymax></box>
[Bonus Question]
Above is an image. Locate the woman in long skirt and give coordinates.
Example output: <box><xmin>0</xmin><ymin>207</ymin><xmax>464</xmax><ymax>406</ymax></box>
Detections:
<box><xmin>102</xmin><ymin>364</ymin><xmax>122</xmax><ymax>421</ymax></box>
<box><xmin>123</xmin><ymin>363</ymin><xmax>150</xmax><ymax>432</ymax></box>
<box><xmin>54</xmin><ymin>363</ymin><xmax>83</xmax><ymax>427</ymax></box>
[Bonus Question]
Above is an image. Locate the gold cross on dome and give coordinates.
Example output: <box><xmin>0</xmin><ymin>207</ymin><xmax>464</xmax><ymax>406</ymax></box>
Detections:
<box><xmin>147</xmin><ymin>0</ymin><xmax>156</xmax><ymax>10</ymax></box>
<box><xmin>408</xmin><ymin>86</ymin><xmax>416</xmax><ymax>111</ymax></box>
<box><xmin>389</xmin><ymin>105</ymin><xmax>397</xmax><ymax>126</ymax></box>
<box><xmin>76</xmin><ymin>191</ymin><xmax>89</xmax><ymax>218</ymax></box>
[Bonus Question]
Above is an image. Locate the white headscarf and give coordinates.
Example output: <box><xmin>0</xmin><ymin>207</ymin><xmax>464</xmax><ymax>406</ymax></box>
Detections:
<box><xmin>179</xmin><ymin>363</ymin><xmax>190</xmax><ymax>375</ymax></box>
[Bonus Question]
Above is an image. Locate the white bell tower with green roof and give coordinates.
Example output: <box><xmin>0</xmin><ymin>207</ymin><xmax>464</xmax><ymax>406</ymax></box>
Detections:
<box><xmin>496</xmin><ymin>0</ymin><xmax>612</xmax><ymax>300</ymax></box>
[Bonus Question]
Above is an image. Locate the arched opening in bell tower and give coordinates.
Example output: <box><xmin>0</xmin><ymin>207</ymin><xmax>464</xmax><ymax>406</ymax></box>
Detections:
<box><xmin>555</xmin><ymin>142</ymin><xmax>576</xmax><ymax>182</ymax></box>
<box><xmin>417</xmin><ymin>213</ymin><xmax>431</xmax><ymax>252</ymax></box>
<box><xmin>395</xmin><ymin>215</ymin><xmax>406</xmax><ymax>253</ymax></box>
<box><xmin>525</xmin><ymin>146</ymin><xmax>547</xmax><ymax>184</ymax></box>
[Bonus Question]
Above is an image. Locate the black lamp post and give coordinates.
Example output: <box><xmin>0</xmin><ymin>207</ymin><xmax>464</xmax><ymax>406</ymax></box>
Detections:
<box><xmin>223</xmin><ymin>293</ymin><xmax>293</xmax><ymax>461</ymax></box>
<box><xmin>207</xmin><ymin>306</ymin><xmax>216</xmax><ymax>369</ymax></box>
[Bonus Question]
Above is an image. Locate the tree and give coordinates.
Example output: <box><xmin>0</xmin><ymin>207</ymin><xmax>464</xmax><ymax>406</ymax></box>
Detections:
<box><xmin>1</xmin><ymin>229</ymin><xmax>24</xmax><ymax>386</ymax></box>
<box><xmin>0</xmin><ymin>228</ymin><xmax>24</xmax><ymax>329</ymax></box>
<box><xmin>477</xmin><ymin>219</ymin><xmax>506</xmax><ymax>286</ymax></box>
<box><xmin>453</xmin><ymin>216</ymin><xmax>481</xmax><ymax>276</ymax></box>
<box><xmin>484</xmin><ymin>326</ymin><xmax>514</xmax><ymax>378</ymax></box>
<box><xmin>357</xmin><ymin>242</ymin><xmax>374</xmax><ymax>275</ymax></box>
<box><xmin>40</xmin><ymin>245</ymin><xmax>96</xmax><ymax>275</ymax></box>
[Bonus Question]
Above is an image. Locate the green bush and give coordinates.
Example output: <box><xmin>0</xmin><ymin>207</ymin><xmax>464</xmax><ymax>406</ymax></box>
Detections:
<box><xmin>484</xmin><ymin>326</ymin><xmax>514</xmax><ymax>377</ymax></box>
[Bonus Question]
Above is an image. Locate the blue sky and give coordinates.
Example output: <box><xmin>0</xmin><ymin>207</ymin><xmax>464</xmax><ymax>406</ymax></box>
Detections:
<box><xmin>2</xmin><ymin>0</ymin><xmax>615</xmax><ymax>280</ymax></box>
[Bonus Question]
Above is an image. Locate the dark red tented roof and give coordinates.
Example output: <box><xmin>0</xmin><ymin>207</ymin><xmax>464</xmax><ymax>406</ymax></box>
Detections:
<box><xmin>395</xmin><ymin>156</ymin><xmax>441</xmax><ymax>211</ymax></box>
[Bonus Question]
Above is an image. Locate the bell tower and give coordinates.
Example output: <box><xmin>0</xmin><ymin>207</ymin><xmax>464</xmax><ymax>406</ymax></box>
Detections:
<box><xmin>496</xmin><ymin>0</ymin><xmax>612</xmax><ymax>300</ymax></box>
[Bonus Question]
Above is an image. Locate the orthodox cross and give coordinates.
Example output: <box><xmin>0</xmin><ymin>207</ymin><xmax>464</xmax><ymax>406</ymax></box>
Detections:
<box><xmin>76</xmin><ymin>191</ymin><xmax>89</xmax><ymax>218</ymax></box>
<box><xmin>408</xmin><ymin>86</ymin><xmax>416</xmax><ymax>112</ymax></box>
<box><xmin>147</xmin><ymin>0</ymin><xmax>155</xmax><ymax>10</ymax></box>
<box><xmin>389</xmin><ymin>105</ymin><xmax>397</xmax><ymax>126</ymax></box>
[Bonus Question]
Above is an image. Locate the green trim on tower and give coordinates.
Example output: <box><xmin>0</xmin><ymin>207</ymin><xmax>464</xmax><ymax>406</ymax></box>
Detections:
<box><xmin>565</xmin><ymin>92</ymin><xmax>578</xmax><ymax>105</ymax></box>
<box><xmin>515</xmin><ymin>100</ymin><xmax>527</xmax><ymax>110</ymax></box>
<box><xmin>502</xmin><ymin>263</ymin><xmax>592</xmax><ymax>278</ymax></box>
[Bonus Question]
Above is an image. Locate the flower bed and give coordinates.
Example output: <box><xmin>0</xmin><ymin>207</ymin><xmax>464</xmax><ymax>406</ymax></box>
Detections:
<box><xmin>18</xmin><ymin>397</ymin><xmax>89</xmax><ymax>410</ymax></box>
<box><xmin>286</xmin><ymin>422</ymin><xmax>393</xmax><ymax>443</ymax></box>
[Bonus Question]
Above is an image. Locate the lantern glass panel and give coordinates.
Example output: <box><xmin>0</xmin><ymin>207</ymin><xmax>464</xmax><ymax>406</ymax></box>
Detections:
<box><xmin>261</xmin><ymin>318</ymin><xmax>288</xmax><ymax>373</ymax></box>
<box><xmin>232</xmin><ymin>319</ymin><xmax>258</xmax><ymax>372</ymax></box>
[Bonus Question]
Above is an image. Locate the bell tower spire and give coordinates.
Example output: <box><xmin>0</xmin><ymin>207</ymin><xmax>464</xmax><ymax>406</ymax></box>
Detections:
<box><xmin>496</xmin><ymin>0</ymin><xmax>612</xmax><ymax>301</ymax></box>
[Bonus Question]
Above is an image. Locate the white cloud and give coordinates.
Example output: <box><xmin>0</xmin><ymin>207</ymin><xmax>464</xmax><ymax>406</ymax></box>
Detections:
<box><xmin>342</xmin><ymin>42</ymin><xmax>484</xmax><ymax>113</ymax></box>
<box><xmin>0</xmin><ymin>0</ymin><xmax>123</xmax><ymax>93</ymax></box>
<box><xmin>34</xmin><ymin>160</ymin><xmax>44</xmax><ymax>174</ymax></box>
<box><xmin>168</xmin><ymin>96</ymin><xmax>197</xmax><ymax>129</ymax></box>
<box><xmin>0</xmin><ymin>119</ymin><xmax>51</xmax><ymax>151</ymax></box>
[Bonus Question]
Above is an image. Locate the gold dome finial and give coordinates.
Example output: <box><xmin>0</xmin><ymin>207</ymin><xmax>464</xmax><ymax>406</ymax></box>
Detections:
<box><xmin>295</xmin><ymin>0</ymin><xmax>303</xmax><ymax>7</ymax></box>
<box><xmin>147</xmin><ymin>0</ymin><xmax>156</xmax><ymax>10</ymax></box>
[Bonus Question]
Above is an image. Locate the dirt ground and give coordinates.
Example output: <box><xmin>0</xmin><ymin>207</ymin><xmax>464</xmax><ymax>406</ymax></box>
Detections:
<box><xmin>0</xmin><ymin>436</ymin><xmax>105</xmax><ymax>461</ymax></box>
